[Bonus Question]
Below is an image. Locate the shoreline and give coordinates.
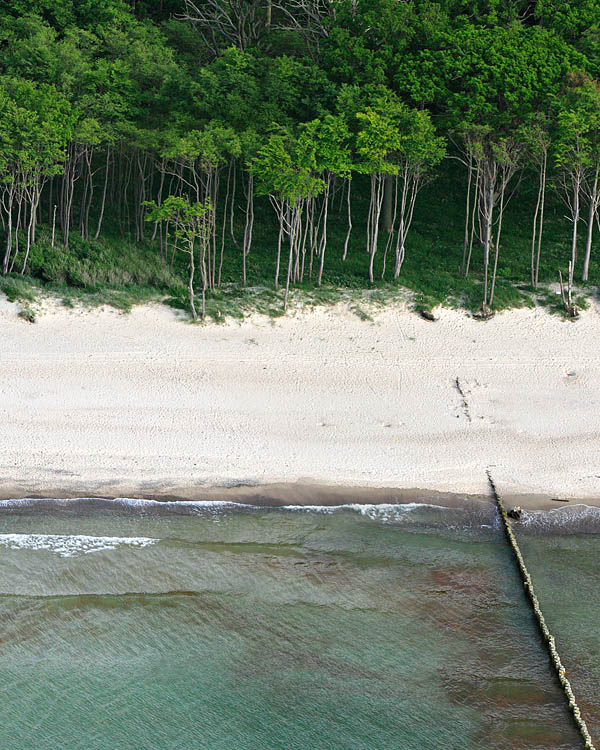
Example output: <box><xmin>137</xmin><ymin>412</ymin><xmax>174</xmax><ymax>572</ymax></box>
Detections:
<box><xmin>0</xmin><ymin>480</ymin><xmax>599</xmax><ymax>512</ymax></box>
<box><xmin>2</xmin><ymin>297</ymin><xmax>600</xmax><ymax>507</ymax></box>
<box><xmin>0</xmin><ymin>480</ymin><xmax>488</xmax><ymax>508</ymax></box>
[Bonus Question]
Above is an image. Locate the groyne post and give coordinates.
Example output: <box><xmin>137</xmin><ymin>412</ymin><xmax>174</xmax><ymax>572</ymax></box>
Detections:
<box><xmin>487</xmin><ymin>470</ymin><xmax>596</xmax><ymax>750</ymax></box>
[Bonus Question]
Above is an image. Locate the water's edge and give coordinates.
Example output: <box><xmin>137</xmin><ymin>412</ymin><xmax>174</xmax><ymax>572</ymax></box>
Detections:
<box><xmin>3</xmin><ymin>478</ymin><xmax>598</xmax><ymax>511</ymax></box>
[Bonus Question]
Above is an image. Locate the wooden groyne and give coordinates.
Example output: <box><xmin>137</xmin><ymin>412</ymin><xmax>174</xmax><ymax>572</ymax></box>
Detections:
<box><xmin>487</xmin><ymin>470</ymin><xmax>596</xmax><ymax>750</ymax></box>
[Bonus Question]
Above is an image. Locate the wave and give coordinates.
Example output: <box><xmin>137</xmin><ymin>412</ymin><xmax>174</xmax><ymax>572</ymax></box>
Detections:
<box><xmin>0</xmin><ymin>497</ymin><xmax>252</xmax><ymax>520</ymax></box>
<box><xmin>0</xmin><ymin>497</ymin><xmax>247</xmax><ymax>509</ymax></box>
<box><xmin>0</xmin><ymin>496</ymin><xmax>496</xmax><ymax>529</ymax></box>
<box><xmin>283</xmin><ymin>501</ymin><xmax>453</xmax><ymax>519</ymax></box>
<box><xmin>0</xmin><ymin>497</ymin><xmax>464</xmax><ymax>518</ymax></box>
<box><xmin>520</xmin><ymin>504</ymin><xmax>600</xmax><ymax>534</ymax></box>
<box><xmin>0</xmin><ymin>533</ymin><xmax>158</xmax><ymax>557</ymax></box>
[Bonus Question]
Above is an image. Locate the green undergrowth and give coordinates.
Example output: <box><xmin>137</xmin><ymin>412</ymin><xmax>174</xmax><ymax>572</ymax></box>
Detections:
<box><xmin>1</xmin><ymin>266</ymin><xmax>595</xmax><ymax>324</ymax></box>
<box><xmin>1</xmin><ymin>169</ymin><xmax>599</xmax><ymax>323</ymax></box>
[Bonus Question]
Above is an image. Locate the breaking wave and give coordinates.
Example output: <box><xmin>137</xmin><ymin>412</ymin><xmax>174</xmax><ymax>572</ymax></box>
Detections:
<box><xmin>519</xmin><ymin>504</ymin><xmax>600</xmax><ymax>535</ymax></box>
<box><xmin>0</xmin><ymin>533</ymin><xmax>158</xmax><ymax>557</ymax></box>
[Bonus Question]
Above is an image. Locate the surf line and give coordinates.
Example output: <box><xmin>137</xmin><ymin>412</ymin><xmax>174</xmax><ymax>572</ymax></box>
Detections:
<box><xmin>487</xmin><ymin>470</ymin><xmax>596</xmax><ymax>749</ymax></box>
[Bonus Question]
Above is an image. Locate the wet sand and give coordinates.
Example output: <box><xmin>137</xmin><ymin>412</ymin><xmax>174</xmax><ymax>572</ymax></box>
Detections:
<box><xmin>0</xmin><ymin>479</ymin><xmax>598</xmax><ymax>512</ymax></box>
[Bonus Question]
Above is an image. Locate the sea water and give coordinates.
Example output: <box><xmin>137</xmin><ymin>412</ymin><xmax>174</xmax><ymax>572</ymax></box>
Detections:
<box><xmin>0</xmin><ymin>497</ymin><xmax>595</xmax><ymax>749</ymax></box>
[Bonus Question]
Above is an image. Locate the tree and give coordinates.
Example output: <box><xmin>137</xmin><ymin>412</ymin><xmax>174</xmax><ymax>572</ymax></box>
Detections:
<box><xmin>145</xmin><ymin>195</ymin><xmax>212</xmax><ymax>319</ymax></box>
<box><xmin>162</xmin><ymin>121</ymin><xmax>241</xmax><ymax>289</ymax></box>
<box><xmin>0</xmin><ymin>77</ymin><xmax>74</xmax><ymax>274</ymax></box>
<box><xmin>251</xmin><ymin>127</ymin><xmax>324</xmax><ymax>308</ymax></box>
<box><xmin>554</xmin><ymin>76</ymin><xmax>600</xmax><ymax>285</ymax></box>
<box><xmin>180</xmin><ymin>0</ymin><xmax>270</xmax><ymax>56</ymax></box>
<box><xmin>354</xmin><ymin>91</ymin><xmax>444</xmax><ymax>283</ymax></box>
<box><xmin>519</xmin><ymin>114</ymin><xmax>552</xmax><ymax>288</ymax></box>
<box><xmin>458</xmin><ymin>126</ymin><xmax>523</xmax><ymax>310</ymax></box>
<box><xmin>297</xmin><ymin>114</ymin><xmax>352</xmax><ymax>284</ymax></box>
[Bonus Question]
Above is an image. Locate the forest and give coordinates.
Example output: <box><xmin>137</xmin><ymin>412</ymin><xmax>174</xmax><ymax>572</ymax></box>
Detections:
<box><xmin>1</xmin><ymin>0</ymin><xmax>600</xmax><ymax>320</ymax></box>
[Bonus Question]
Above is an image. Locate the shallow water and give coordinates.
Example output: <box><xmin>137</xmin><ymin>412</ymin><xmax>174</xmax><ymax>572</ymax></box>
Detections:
<box><xmin>518</xmin><ymin>505</ymin><xmax>600</xmax><ymax>743</ymax></box>
<box><xmin>0</xmin><ymin>497</ymin><xmax>594</xmax><ymax>749</ymax></box>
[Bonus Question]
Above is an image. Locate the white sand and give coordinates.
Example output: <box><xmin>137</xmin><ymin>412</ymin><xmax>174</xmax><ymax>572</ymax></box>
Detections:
<box><xmin>1</xmin><ymin>294</ymin><xmax>599</xmax><ymax>504</ymax></box>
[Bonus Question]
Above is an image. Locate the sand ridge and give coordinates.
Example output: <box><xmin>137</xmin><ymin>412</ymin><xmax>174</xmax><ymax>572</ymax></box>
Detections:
<box><xmin>1</xmin><ymin>295</ymin><xmax>599</xmax><ymax>504</ymax></box>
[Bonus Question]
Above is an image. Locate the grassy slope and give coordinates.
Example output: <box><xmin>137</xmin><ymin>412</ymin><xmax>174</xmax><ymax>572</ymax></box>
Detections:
<box><xmin>1</xmin><ymin>165</ymin><xmax>596</xmax><ymax>322</ymax></box>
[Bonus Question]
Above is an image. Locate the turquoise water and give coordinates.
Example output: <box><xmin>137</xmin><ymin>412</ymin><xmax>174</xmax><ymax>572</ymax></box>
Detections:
<box><xmin>0</xmin><ymin>497</ymin><xmax>594</xmax><ymax>749</ymax></box>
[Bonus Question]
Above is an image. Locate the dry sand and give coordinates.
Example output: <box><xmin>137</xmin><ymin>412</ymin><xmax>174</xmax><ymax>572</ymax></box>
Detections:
<box><xmin>1</xmin><ymin>294</ymin><xmax>599</xmax><ymax>509</ymax></box>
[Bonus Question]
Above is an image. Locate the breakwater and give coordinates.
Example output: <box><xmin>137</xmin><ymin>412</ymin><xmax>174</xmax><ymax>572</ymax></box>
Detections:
<box><xmin>487</xmin><ymin>470</ymin><xmax>596</xmax><ymax>750</ymax></box>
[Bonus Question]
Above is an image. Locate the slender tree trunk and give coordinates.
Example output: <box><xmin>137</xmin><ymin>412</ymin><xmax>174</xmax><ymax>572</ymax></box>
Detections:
<box><xmin>230</xmin><ymin>160</ymin><xmax>238</xmax><ymax>248</ymax></box>
<box><xmin>465</xmin><ymin>164</ymin><xmax>480</xmax><ymax>279</ymax></box>
<box><xmin>367</xmin><ymin>173</ymin><xmax>385</xmax><ymax>283</ymax></box>
<box><xmin>394</xmin><ymin>171</ymin><xmax>420</xmax><ymax>280</ymax></box>
<box><xmin>21</xmin><ymin>183</ymin><xmax>40</xmax><ymax>274</ymax></box>
<box><xmin>83</xmin><ymin>148</ymin><xmax>94</xmax><ymax>240</ymax></box>
<box><xmin>242</xmin><ymin>173</ymin><xmax>254</xmax><ymax>285</ymax></box>
<box><xmin>95</xmin><ymin>147</ymin><xmax>111</xmax><ymax>240</ymax></box>
<box><xmin>482</xmin><ymin>165</ymin><xmax>495</xmax><ymax>309</ymax></box>
<box><xmin>188</xmin><ymin>240</ymin><xmax>198</xmax><ymax>321</ymax></box>
<box><xmin>393</xmin><ymin>173</ymin><xmax>408</xmax><ymax>280</ymax></box>
<box><xmin>381</xmin><ymin>174</ymin><xmax>394</xmax><ymax>233</ymax></box>
<box><xmin>531</xmin><ymin>155</ymin><xmax>544</xmax><ymax>289</ymax></box>
<box><xmin>534</xmin><ymin>153</ymin><xmax>546</xmax><ymax>288</ymax></box>
<box><xmin>218</xmin><ymin>161</ymin><xmax>233</xmax><ymax>287</ymax></box>
<box><xmin>274</xmin><ymin>202</ymin><xmax>283</xmax><ymax>290</ymax></box>
<box><xmin>151</xmin><ymin>158</ymin><xmax>166</xmax><ymax>243</ymax></box>
<box><xmin>342</xmin><ymin>179</ymin><xmax>352</xmax><ymax>261</ymax></box>
<box><xmin>51</xmin><ymin>204</ymin><xmax>57</xmax><ymax>247</ymax></box>
<box><xmin>3</xmin><ymin>187</ymin><xmax>15</xmax><ymax>274</ymax></box>
<box><xmin>582</xmin><ymin>165</ymin><xmax>598</xmax><ymax>282</ymax></box>
<box><xmin>382</xmin><ymin>175</ymin><xmax>398</xmax><ymax>279</ymax></box>
<box><xmin>571</xmin><ymin>174</ymin><xmax>580</xmax><ymax>275</ymax></box>
<box><xmin>462</xmin><ymin>152</ymin><xmax>473</xmax><ymax>276</ymax></box>
<box><xmin>489</xmin><ymin>179</ymin><xmax>507</xmax><ymax>306</ymax></box>
<box><xmin>9</xmin><ymin>193</ymin><xmax>23</xmax><ymax>274</ymax></box>
<box><xmin>317</xmin><ymin>176</ymin><xmax>330</xmax><ymax>286</ymax></box>
<box><xmin>284</xmin><ymin>203</ymin><xmax>299</xmax><ymax>311</ymax></box>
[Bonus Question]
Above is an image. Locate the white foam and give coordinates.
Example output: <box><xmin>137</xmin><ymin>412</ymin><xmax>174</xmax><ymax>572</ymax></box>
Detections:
<box><xmin>0</xmin><ymin>496</ymin><xmax>249</xmax><ymax>510</ymax></box>
<box><xmin>0</xmin><ymin>533</ymin><xmax>158</xmax><ymax>557</ymax></box>
<box><xmin>283</xmin><ymin>502</ymin><xmax>452</xmax><ymax>521</ymax></box>
<box><xmin>114</xmin><ymin>497</ymin><xmax>247</xmax><ymax>508</ymax></box>
<box><xmin>521</xmin><ymin>504</ymin><xmax>600</xmax><ymax>530</ymax></box>
<box><xmin>0</xmin><ymin>497</ymin><xmax>452</xmax><ymax>512</ymax></box>
<box><xmin>0</xmin><ymin>497</ymin><xmax>460</xmax><ymax>525</ymax></box>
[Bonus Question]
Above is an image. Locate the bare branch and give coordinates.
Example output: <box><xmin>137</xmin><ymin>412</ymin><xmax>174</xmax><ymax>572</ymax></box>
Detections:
<box><xmin>271</xmin><ymin>0</ymin><xmax>337</xmax><ymax>58</ymax></box>
<box><xmin>180</xmin><ymin>0</ymin><xmax>267</xmax><ymax>54</ymax></box>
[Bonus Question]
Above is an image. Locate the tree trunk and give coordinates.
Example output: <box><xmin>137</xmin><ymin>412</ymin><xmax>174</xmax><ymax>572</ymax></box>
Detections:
<box><xmin>342</xmin><ymin>179</ymin><xmax>352</xmax><ymax>261</ymax></box>
<box><xmin>482</xmin><ymin>166</ymin><xmax>495</xmax><ymax>309</ymax></box>
<box><xmin>582</xmin><ymin>165</ymin><xmax>598</xmax><ymax>282</ymax></box>
<box><xmin>94</xmin><ymin>148</ymin><xmax>111</xmax><ymax>240</ymax></box>
<box><xmin>534</xmin><ymin>153</ymin><xmax>546</xmax><ymax>288</ymax></box>
<box><xmin>530</xmin><ymin>152</ymin><xmax>546</xmax><ymax>288</ymax></box>
<box><xmin>461</xmin><ymin>153</ymin><xmax>473</xmax><ymax>276</ymax></box>
<box><xmin>274</xmin><ymin>204</ymin><xmax>283</xmax><ymax>290</ymax></box>
<box><xmin>367</xmin><ymin>173</ymin><xmax>384</xmax><ymax>283</ymax></box>
<box><xmin>242</xmin><ymin>173</ymin><xmax>254</xmax><ymax>285</ymax></box>
<box><xmin>283</xmin><ymin>204</ymin><xmax>299</xmax><ymax>311</ymax></box>
<box><xmin>571</xmin><ymin>172</ymin><xmax>581</xmax><ymax>274</ymax></box>
<box><xmin>188</xmin><ymin>241</ymin><xmax>198</xmax><ymax>320</ymax></box>
<box><xmin>316</xmin><ymin>176</ymin><xmax>330</xmax><ymax>286</ymax></box>
<box><xmin>381</xmin><ymin>174</ymin><xmax>394</xmax><ymax>234</ymax></box>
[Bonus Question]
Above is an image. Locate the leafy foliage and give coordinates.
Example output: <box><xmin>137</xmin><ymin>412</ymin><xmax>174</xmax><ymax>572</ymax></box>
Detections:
<box><xmin>0</xmin><ymin>0</ymin><xmax>599</xmax><ymax>318</ymax></box>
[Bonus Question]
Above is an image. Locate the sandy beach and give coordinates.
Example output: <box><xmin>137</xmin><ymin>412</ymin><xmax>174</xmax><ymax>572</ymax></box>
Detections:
<box><xmin>1</xmin><ymin>295</ymin><xmax>599</xmax><ymax>509</ymax></box>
